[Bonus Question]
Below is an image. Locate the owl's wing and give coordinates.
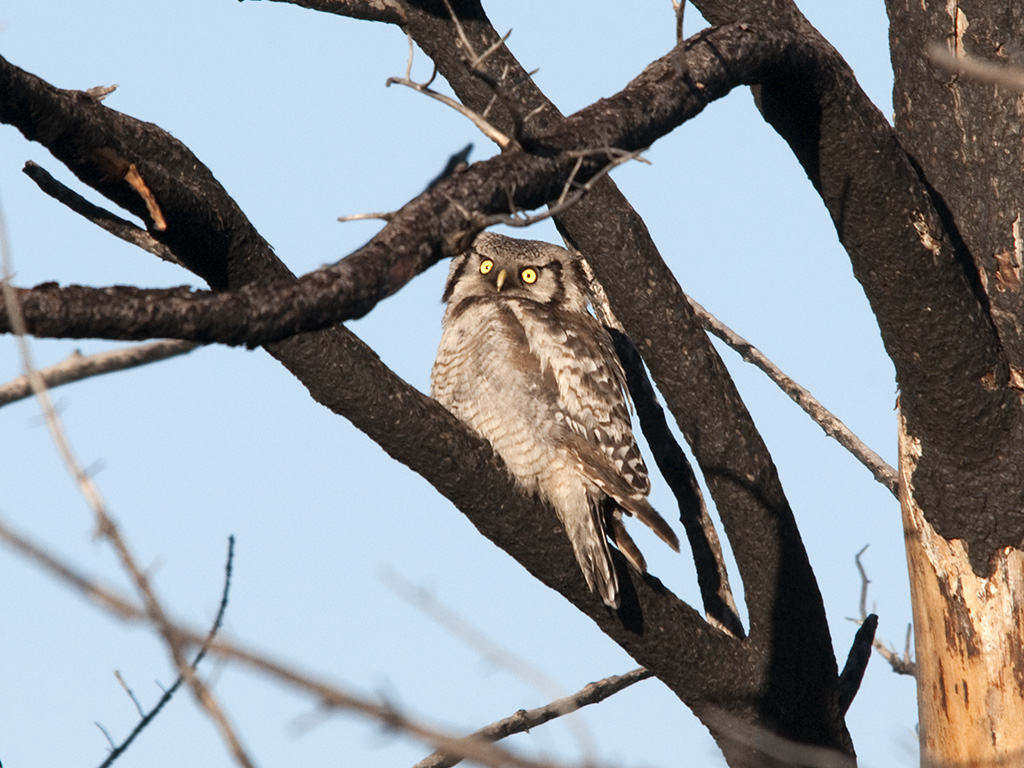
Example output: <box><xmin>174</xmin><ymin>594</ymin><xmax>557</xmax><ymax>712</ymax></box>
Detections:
<box><xmin>511</xmin><ymin>303</ymin><xmax>679</xmax><ymax>551</ymax></box>
<box><xmin>564</xmin><ymin>433</ymin><xmax>680</xmax><ymax>551</ymax></box>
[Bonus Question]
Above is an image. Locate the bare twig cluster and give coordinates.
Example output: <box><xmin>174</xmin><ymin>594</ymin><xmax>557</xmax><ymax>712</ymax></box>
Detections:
<box><xmin>852</xmin><ymin>546</ymin><xmax>916</xmax><ymax>677</ymax></box>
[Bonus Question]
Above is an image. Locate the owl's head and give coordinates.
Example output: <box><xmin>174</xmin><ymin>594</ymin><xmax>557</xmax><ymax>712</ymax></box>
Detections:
<box><xmin>442</xmin><ymin>232</ymin><xmax>590</xmax><ymax>312</ymax></box>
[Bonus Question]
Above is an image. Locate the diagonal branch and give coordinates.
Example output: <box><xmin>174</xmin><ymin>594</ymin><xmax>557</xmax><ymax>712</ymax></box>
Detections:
<box><xmin>0</xmin><ymin>25</ymin><xmax>821</xmax><ymax>346</ymax></box>
<box><xmin>23</xmin><ymin>161</ymin><xmax>183</xmax><ymax>266</ymax></box>
<box><xmin>413</xmin><ymin>668</ymin><xmax>653</xmax><ymax>768</ymax></box>
<box><xmin>0</xmin><ymin>26</ymin><xmax>738</xmax><ymax>735</ymax></box>
<box><xmin>685</xmin><ymin>293</ymin><xmax>898</xmax><ymax>495</ymax></box>
<box><xmin>0</xmin><ymin>341</ymin><xmax>199</xmax><ymax>408</ymax></box>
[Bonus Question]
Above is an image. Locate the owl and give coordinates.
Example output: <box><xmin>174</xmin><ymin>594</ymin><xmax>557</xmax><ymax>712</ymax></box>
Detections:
<box><xmin>431</xmin><ymin>232</ymin><xmax>680</xmax><ymax>608</ymax></box>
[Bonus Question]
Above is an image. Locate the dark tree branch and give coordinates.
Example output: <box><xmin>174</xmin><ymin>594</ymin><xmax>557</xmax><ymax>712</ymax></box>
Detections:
<box><xmin>0</xmin><ymin>38</ymin><xmax>750</xmax><ymax>740</ymax></box>
<box><xmin>0</xmin><ymin>25</ymin><xmax>819</xmax><ymax>346</ymax></box>
<box><xmin>883</xmin><ymin>0</ymin><xmax>1024</xmax><ymax>572</ymax></box>
<box><xmin>608</xmin><ymin>328</ymin><xmax>745</xmax><ymax>640</ymax></box>
<box><xmin>837</xmin><ymin>614</ymin><xmax>877</xmax><ymax>715</ymax></box>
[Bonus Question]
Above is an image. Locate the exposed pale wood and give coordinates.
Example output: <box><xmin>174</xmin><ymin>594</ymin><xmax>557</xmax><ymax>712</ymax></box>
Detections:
<box><xmin>899</xmin><ymin>409</ymin><xmax>1024</xmax><ymax>767</ymax></box>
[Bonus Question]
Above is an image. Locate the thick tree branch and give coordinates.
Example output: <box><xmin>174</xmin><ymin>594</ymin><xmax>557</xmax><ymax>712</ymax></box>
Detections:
<box><xmin>690</xmin><ymin>0</ymin><xmax>1024</xmax><ymax>572</ymax></box>
<box><xmin>883</xmin><ymin>0</ymin><xmax>1024</xmax><ymax>571</ymax></box>
<box><xmin>398</xmin><ymin>4</ymin><xmax>850</xmax><ymax>757</ymax></box>
<box><xmin>0</xmin><ymin>39</ymin><xmax>751</xmax><ymax>733</ymax></box>
<box><xmin>0</xmin><ymin>26</ymin><xmax>818</xmax><ymax>345</ymax></box>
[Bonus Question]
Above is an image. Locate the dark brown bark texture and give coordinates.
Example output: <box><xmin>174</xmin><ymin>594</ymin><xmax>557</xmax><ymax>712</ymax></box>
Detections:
<box><xmin>1</xmin><ymin>24</ymin><xmax>819</xmax><ymax>346</ymax></box>
<box><xmin>0</xmin><ymin>13</ymin><xmax>862</xmax><ymax>763</ymax></box>
<box><xmin>885</xmin><ymin>0</ymin><xmax>1024</xmax><ymax>573</ymax></box>
<box><xmin>400</xmin><ymin>4</ymin><xmax>853</xmax><ymax>760</ymax></box>
<box><xmin>14</xmin><ymin>0</ymin><xmax>1019</xmax><ymax>762</ymax></box>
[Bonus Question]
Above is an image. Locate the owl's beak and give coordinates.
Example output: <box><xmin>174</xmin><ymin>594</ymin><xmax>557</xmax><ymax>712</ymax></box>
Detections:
<box><xmin>495</xmin><ymin>268</ymin><xmax>508</xmax><ymax>292</ymax></box>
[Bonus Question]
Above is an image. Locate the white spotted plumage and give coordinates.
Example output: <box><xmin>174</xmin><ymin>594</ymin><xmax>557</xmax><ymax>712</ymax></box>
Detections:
<box><xmin>431</xmin><ymin>232</ymin><xmax>679</xmax><ymax>608</ymax></box>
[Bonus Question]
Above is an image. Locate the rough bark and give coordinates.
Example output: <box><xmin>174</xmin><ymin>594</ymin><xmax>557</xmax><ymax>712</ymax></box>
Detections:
<box><xmin>0</xmin><ymin>17</ymin><xmax>863</xmax><ymax>763</ymax></box>
<box><xmin>879</xmin><ymin>5</ymin><xmax>1024</xmax><ymax>765</ymax></box>
<box><xmin>0</xmin><ymin>31</ymin><xmax>787</xmax><ymax>764</ymax></box>
<box><xmin>883</xmin><ymin>0</ymin><xmax>1024</xmax><ymax>576</ymax></box>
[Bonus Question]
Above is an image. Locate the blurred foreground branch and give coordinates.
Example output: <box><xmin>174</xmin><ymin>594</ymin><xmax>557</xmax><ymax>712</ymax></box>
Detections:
<box><xmin>0</xmin><ymin>518</ymin><xmax>606</xmax><ymax>768</ymax></box>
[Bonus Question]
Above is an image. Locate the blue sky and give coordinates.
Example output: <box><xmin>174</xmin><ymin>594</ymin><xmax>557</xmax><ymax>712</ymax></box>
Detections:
<box><xmin>0</xmin><ymin>2</ymin><xmax>916</xmax><ymax>767</ymax></box>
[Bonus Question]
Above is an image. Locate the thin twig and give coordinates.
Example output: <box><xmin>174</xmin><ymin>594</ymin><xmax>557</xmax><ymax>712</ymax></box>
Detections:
<box><xmin>685</xmin><ymin>293</ymin><xmax>899</xmax><ymax>495</ymax></box>
<box><xmin>413</xmin><ymin>668</ymin><xmax>653</xmax><ymax>768</ymax></box>
<box><xmin>480</xmin><ymin>148</ymin><xmax>649</xmax><ymax>230</ymax></box>
<box><xmin>381</xmin><ymin>569</ymin><xmax>597</xmax><ymax>760</ymax></box>
<box><xmin>386</xmin><ymin>75</ymin><xmax>511</xmax><ymax>148</ymax></box>
<box><xmin>386</xmin><ymin>28</ymin><xmax>510</xmax><ymax>147</ymax></box>
<box><xmin>671</xmin><ymin>1</ymin><xmax>689</xmax><ymax>78</ymax></box>
<box><xmin>854</xmin><ymin>544</ymin><xmax>871</xmax><ymax>620</ymax></box>
<box><xmin>96</xmin><ymin>511</ymin><xmax>251</xmax><ymax>767</ymax></box>
<box><xmin>336</xmin><ymin>211</ymin><xmax>394</xmax><ymax>223</ymax></box>
<box><xmin>927</xmin><ymin>42</ymin><xmax>1024</xmax><ymax>92</ymax></box>
<box><xmin>381</xmin><ymin>570</ymin><xmax>567</xmax><ymax>700</ymax></box>
<box><xmin>0</xmin><ymin>206</ymin><xmax>253</xmax><ymax>768</ymax></box>
<box><xmin>98</xmin><ymin>536</ymin><xmax>236</xmax><ymax>768</ymax></box>
<box><xmin>0</xmin><ymin>197</ymin><xmax>109</xmax><ymax>531</ymax></box>
<box><xmin>438</xmin><ymin>0</ymin><xmax>527</xmax><ymax>144</ymax></box>
<box><xmin>113</xmin><ymin>671</ymin><xmax>146</xmax><ymax>717</ymax></box>
<box><xmin>0</xmin><ymin>341</ymin><xmax>199</xmax><ymax>408</ymax></box>
<box><xmin>850</xmin><ymin>547</ymin><xmax>916</xmax><ymax>677</ymax></box>
<box><xmin>0</xmin><ymin>518</ymin><xmax>594</xmax><ymax>768</ymax></box>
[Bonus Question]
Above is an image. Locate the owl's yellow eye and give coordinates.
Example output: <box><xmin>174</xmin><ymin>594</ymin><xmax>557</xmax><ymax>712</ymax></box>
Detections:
<box><xmin>520</xmin><ymin>267</ymin><xmax>538</xmax><ymax>284</ymax></box>
<box><xmin>479</xmin><ymin>259</ymin><xmax>494</xmax><ymax>275</ymax></box>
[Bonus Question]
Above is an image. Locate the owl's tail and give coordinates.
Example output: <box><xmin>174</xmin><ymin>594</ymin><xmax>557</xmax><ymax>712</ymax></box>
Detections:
<box><xmin>561</xmin><ymin>502</ymin><xmax>620</xmax><ymax>609</ymax></box>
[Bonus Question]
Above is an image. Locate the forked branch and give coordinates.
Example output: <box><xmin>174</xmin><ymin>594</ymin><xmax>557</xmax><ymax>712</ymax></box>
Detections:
<box><xmin>0</xmin><ymin>24</ymin><xmax>825</xmax><ymax>347</ymax></box>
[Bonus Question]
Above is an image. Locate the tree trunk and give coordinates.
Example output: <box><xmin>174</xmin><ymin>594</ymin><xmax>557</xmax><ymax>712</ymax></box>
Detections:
<box><xmin>900</xmin><ymin>409</ymin><xmax>1024</xmax><ymax>766</ymax></box>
